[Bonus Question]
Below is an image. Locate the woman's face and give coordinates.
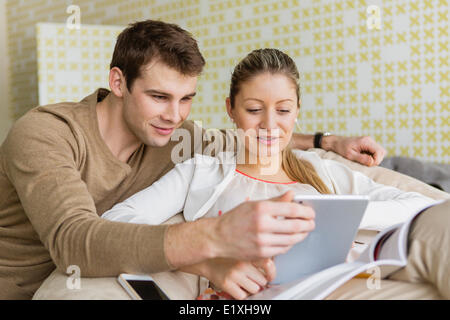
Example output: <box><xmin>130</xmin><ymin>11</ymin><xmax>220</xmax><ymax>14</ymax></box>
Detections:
<box><xmin>227</xmin><ymin>72</ymin><xmax>299</xmax><ymax>161</ymax></box>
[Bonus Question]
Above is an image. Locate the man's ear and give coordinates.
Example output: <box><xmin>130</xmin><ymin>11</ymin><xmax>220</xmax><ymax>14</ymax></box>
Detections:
<box><xmin>109</xmin><ymin>67</ymin><xmax>126</xmax><ymax>98</ymax></box>
<box><xmin>225</xmin><ymin>97</ymin><xmax>234</xmax><ymax>122</ymax></box>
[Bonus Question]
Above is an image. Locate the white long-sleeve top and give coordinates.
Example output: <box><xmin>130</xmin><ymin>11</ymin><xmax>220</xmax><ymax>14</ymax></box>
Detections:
<box><xmin>102</xmin><ymin>150</ymin><xmax>436</xmax><ymax>231</ymax></box>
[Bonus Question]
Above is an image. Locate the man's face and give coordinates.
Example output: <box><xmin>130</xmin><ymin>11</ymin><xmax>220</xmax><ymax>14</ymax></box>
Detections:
<box><xmin>122</xmin><ymin>60</ymin><xmax>198</xmax><ymax>147</ymax></box>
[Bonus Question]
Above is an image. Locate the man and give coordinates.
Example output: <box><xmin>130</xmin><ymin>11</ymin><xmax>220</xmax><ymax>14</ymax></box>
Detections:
<box><xmin>0</xmin><ymin>20</ymin><xmax>386</xmax><ymax>299</ymax></box>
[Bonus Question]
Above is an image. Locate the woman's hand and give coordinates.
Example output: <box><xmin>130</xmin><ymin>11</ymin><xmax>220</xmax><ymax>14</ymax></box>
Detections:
<box><xmin>202</xmin><ymin>257</ymin><xmax>276</xmax><ymax>300</ymax></box>
<box><xmin>181</xmin><ymin>257</ymin><xmax>276</xmax><ymax>300</ymax></box>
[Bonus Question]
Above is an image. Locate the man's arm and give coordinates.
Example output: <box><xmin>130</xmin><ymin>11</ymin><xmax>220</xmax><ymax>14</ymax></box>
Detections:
<box><xmin>290</xmin><ymin>133</ymin><xmax>387</xmax><ymax>167</ymax></box>
<box><xmin>4</xmin><ymin>116</ymin><xmax>315</xmax><ymax>277</ymax></box>
<box><xmin>197</xmin><ymin>120</ymin><xmax>386</xmax><ymax>167</ymax></box>
<box><xmin>2</xmin><ymin>114</ymin><xmax>171</xmax><ymax>276</ymax></box>
<box><xmin>164</xmin><ymin>191</ymin><xmax>315</xmax><ymax>268</ymax></box>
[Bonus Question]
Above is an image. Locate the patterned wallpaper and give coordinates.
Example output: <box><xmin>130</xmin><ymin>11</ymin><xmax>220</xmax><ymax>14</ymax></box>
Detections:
<box><xmin>5</xmin><ymin>0</ymin><xmax>450</xmax><ymax>163</ymax></box>
<box><xmin>36</xmin><ymin>23</ymin><xmax>123</xmax><ymax>105</ymax></box>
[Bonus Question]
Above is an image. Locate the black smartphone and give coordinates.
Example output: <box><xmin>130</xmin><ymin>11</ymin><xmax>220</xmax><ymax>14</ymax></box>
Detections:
<box><xmin>118</xmin><ymin>274</ymin><xmax>170</xmax><ymax>300</ymax></box>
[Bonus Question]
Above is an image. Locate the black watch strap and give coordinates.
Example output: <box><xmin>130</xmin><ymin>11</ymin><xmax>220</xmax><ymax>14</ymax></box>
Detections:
<box><xmin>314</xmin><ymin>132</ymin><xmax>324</xmax><ymax>148</ymax></box>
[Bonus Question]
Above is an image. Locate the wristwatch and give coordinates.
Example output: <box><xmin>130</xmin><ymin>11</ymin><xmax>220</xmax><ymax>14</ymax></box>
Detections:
<box><xmin>314</xmin><ymin>132</ymin><xmax>332</xmax><ymax>149</ymax></box>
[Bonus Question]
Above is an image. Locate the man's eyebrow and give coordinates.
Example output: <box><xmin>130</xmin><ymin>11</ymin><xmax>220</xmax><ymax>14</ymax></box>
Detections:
<box><xmin>144</xmin><ymin>89</ymin><xmax>196</xmax><ymax>98</ymax></box>
<box><xmin>144</xmin><ymin>89</ymin><xmax>172</xmax><ymax>97</ymax></box>
<box><xmin>184</xmin><ymin>92</ymin><xmax>197</xmax><ymax>98</ymax></box>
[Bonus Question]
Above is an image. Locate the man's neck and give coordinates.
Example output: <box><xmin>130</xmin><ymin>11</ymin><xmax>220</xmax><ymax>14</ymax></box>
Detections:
<box><xmin>96</xmin><ymin>94</ymin><xmax>141</xmax><ymax>163</ymax></box>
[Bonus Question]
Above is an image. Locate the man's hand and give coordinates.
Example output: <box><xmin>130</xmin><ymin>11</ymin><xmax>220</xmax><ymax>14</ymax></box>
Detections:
<box><xmin>164</xmin><ymin>191</ymin><xmax>314</xmax><ymax>269</ymax></box>
<box><xmin>211</xmin><ymin>191</ymin><xmax>315</xmax><ymax>261</ymax></box>
<box><xmin>322</xmin><ymin>135</ymin><xmax>386</xmax><ymax>167</ymax></box>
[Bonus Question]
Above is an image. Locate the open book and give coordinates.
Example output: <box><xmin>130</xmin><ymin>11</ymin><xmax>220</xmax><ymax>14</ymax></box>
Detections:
<box><xmin>247</xmin><ymin>201</ymin><xmax>441</xmax><ymax>300</ymax></box>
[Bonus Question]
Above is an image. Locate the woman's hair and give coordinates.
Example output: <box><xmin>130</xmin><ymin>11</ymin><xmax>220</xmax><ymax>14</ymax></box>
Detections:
<box><xmin>110</xmin><ymin>20</ymin><xmax>205</xmax><ymax>92</ymax></box>
<box><xmin>229</xmin><ymin>48</ymin><xmax>331</xmax><ymax>194</ymax></box>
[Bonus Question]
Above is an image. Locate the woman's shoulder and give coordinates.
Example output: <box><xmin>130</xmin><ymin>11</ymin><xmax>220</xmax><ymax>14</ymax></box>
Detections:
<box><xmin>188</xmin><ymin>151</ymin><xmax>236</xmax><ymax>165</ymax></box>
<box><xmin>290</xmin><ymin>149</ymin><xmax>324</xmax><ymax>161</ymax></box>
<box><xmin>174</xmin><ymin>151</ymin><xmax>229</xmax><ymax>164</ymax></box>
<box><xmin>289</xmin><ymin>148</ymin><xmax>339</xmax><ymax>178</ymax></box>
<box><xmin>290</xmin><ymin>148</ymin><xmax>354</xmax><ymax>173</ymax></box>
<box><xmin>176</xmin><ymin>152</ymin><xmax>236</xmax><ymax>182</ymax></box>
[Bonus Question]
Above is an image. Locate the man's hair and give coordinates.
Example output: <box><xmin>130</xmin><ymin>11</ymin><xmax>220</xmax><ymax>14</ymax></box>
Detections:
<box><xmin>110</xmin><ymin>20</ymin><xmax>205</xmax><ymax>91</ymax></box>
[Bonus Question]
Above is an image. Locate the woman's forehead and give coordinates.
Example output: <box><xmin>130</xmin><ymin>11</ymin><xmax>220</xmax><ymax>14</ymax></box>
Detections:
<box><xmin>237</xmin><ymin>73</ymin><xmax>298</xmax><ymax>100</ymax></box>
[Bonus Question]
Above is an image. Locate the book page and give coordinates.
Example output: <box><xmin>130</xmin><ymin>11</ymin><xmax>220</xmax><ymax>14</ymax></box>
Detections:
<box><xmin>248</xmin><ymin>262</ymin><xmax>363</xmax><ymax>300</ymax></box>
<box><xmin>376</xmin><ymin>226</ymin><xmax>406</xmax><ymax>262</ymax></box>
<box><xmin>356</xmin><ymin>224</ymin><xmax>399</xmax><ymax>263</ymax></box>
<box><xmin>249</xmin><ymin>201</ymin><xmax>444</xmax><ymax>300</ymax></box>
<box><xmin>376</xmin><ymin>201</ymin><xmax>443</xmax><ymax>262</ymax></box>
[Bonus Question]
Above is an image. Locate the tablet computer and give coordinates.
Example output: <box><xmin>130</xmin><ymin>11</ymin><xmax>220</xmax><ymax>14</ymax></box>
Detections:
<box><xmin>272</xmin><ymin>195</ymin><xmax>369</xmax><ymax>284</ymax></box>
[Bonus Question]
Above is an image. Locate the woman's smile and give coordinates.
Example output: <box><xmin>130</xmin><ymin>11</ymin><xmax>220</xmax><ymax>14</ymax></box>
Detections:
<box><xmin>257</xmin><ymin>136</ymin><xmax>279</xmax><ymax>145</ymax></box>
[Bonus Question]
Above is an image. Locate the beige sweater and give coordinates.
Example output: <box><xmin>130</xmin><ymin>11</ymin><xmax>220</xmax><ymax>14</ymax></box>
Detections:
<box><xmin>0</xmin><ymin>89</ymin><xmax>201</xmax><ymax>299</ymax></box>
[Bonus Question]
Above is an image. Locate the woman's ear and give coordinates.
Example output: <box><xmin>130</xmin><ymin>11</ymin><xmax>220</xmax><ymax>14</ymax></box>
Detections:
<box><xmin>296</xmin><ymin>99</ymin><xmax>301</xmax><ymax>117</ymax></box>
<box><xmin>109</xmin><ymin>67</ymin><xmax>125</xmax><ymax>98</ymax></box>
<box><xmin>226</xmin><ymin>97</ymin><xmax>234</xmax><ymax>122</ymax></box>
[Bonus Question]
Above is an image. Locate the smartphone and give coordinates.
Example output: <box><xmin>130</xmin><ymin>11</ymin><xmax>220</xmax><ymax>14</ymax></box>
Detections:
<box><xmin>118</xmin><ymin>274</ymin><xmax>170</xmax><ymax>300</ymax></box>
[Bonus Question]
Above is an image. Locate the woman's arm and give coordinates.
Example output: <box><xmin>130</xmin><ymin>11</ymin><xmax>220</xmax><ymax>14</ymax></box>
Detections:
<box><xmin>320</xmin><ymin>157</ymin><xmax>436</xmax><ymax>230</ymax></box>
<box><xmin>101</xmin><ymin>159</ymin><xmax>196</xmax><ymax>225</ymax></box>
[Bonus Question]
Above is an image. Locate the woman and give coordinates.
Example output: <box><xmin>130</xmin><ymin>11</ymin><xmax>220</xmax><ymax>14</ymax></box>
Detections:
<box><xmin>102</xmin><ymin>49</ymin><xmax>436</xmax><ymax>299</ymax></box>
